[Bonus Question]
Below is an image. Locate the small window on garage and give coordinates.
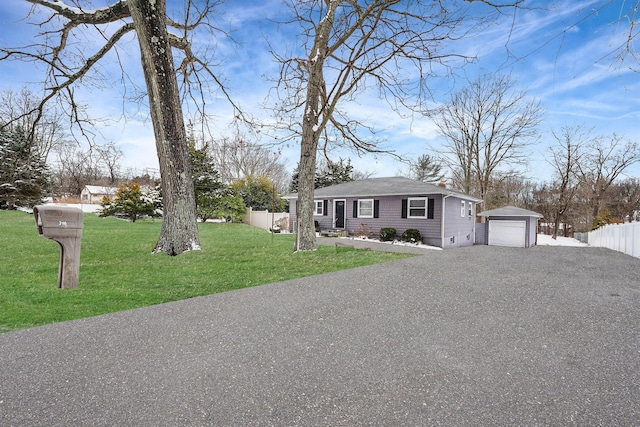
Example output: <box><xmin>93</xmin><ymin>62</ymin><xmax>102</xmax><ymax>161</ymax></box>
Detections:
<box><xmin>468</xmin><ymin>201</ymin><xmax>473</xmax><ymax>217</ymax></box>
<box><xmin>461</xmin><ymin>200</ymin><xmax>466</xmax><ymax>217</ymax></box>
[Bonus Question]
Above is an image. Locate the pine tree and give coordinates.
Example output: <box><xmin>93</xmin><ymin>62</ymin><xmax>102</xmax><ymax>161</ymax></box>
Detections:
<box><xmin>99</xmin><ymin>182</ymin><xmax>156</xmax><ymax>222</ymax></box>
<box><xmin>233</xmin><ymin>176</ymin><xmax>287</xmax><ymax>212</ymax></box>
<box><xmin>411</xmin><ymin>154</ymin><xmax>445</xmax><ymax>183</ymax></box>
<box><xmin>289</xmin><ymin>158</ymin><xmax>355</xmax><ymax>192</ymax></box>
<box><xmin>0</xmin><ymin>127</ymin><xmax>51</xmax><ymax>209</ymax></box>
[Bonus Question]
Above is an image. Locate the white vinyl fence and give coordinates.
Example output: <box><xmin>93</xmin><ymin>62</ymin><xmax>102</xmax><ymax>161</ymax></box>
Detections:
<box><xmin>588</xmin><ymin>222</ymin><xmax>640</xmax><ymax>259</ymax></box>
<box><xmin>243</xmin><ymin>207</ymin><xmax>290</xmax><ymax>232</ymax></box>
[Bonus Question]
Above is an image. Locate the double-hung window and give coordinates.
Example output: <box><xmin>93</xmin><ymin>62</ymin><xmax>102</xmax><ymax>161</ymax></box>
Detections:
<box><xmin>468</xmin><ymin>201</ymin><xmax>473</xmax><ymax>217</ymax></box>
<box><xmin>314</xmin><ymin>200</ymin><xmax>324</xmax><ymax>216</ymax></box>
<box><xmin>461</xmin><ymin>200</ymin><xmax>466</xmax><ymax>217</ymax></box>
<box><xmin>408</xmin><ymin>198</ymin><xmax>427</xmax><ymax>218</ymax></box>
<box><xmin>358</xmin><ymin>199</ymin><xmax>374</xmax><ymax>218</ymax></box>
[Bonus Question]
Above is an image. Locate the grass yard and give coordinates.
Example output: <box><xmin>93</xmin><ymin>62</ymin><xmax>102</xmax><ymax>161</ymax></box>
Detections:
<box><xmin>0</xmin><ymin>210</ymin><xmax>412</xmax><ymax>333</ymax></box>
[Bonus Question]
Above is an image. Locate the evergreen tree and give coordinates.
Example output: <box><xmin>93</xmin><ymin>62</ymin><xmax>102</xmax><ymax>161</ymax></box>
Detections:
<box><xmin>99</xmin><ymin>182</ymin><xmax>156</xmax><ymax>222</ymax></box>
<box><xmin>233</xmin><ymin>176</ymin><xmax>287</xmax><ymax>212</ymax></box>
<box><xmin>411</xmin><ymin>154</ymin><xmax>445</xmax><ymax>183</ymax></box>
<box><xmin>289</xmin><ymin>158</ymin><xmax>355</xmax><ymax>192</ymax></box>
<box><xmin>316</xmin><ymin>158</ymin><xmax>355</xmax><ymax>188</ymax></box>
<box><xmin>0</xmin><ymin>127</ymin><xmax>50</xmax><ymax>209</ymax></box>
<box><xmin>188</xmin><ymin>143</ymin><xmax>246</xmax><ymax>222</ymax></box>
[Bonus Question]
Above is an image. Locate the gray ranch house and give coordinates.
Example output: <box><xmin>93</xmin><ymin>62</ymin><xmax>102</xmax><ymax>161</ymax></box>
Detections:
<box><xmin>285</xmin><ymin>176</ymin><xmax>482</xmax><ymax>249</ymax></box>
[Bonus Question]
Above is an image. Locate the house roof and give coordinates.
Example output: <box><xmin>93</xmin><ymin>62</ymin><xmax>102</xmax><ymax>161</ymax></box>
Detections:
<box><xmin>477</xmin><ymin>206</ymin><xmax>543</xmax><ymax>218</ymax></box>
<box><xmin>83</xmin><ymin>185</ymin><xmax>118</xmax><ymax>195</ymax></box>
<box><xmin>285</xmin><ymin>176</ymin><xmax>482</xmax><ymax>202</ymax></box>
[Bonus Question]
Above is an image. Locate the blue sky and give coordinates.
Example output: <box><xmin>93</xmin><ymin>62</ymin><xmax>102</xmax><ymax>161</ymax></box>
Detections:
<box><xmin>1</xmin><ymin>0</ymin><xmax>639</xmax><ymax>183</ymax></box>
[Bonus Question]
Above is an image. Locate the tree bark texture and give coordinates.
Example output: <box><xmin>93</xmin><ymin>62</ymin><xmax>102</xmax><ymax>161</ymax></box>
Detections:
<box><xmin>128</xmin><ymin>0</ymin><xmax>200</xmax><ymax>255</ymax></box>
<box><xmin>293</xmin><ymin>3</ymin><xmax>336</xmax><ymax>252</ymax></box>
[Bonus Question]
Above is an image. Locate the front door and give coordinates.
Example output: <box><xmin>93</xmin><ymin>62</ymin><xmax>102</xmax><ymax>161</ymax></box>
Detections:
<box><xmin>334</xmin><ymin>199</ymin><xmax>346</xmax><ymax>228</ymax></box>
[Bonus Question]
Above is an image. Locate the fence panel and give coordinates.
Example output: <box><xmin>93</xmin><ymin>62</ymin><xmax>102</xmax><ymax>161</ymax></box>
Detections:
<box><xmin>588</xmin><ymin>222</ymin><xmax>640</xmax><ymax>259</ymax></box>
<box><xmin>243</xmin><ymin>208</ymin><xmax>290</xmax><ymax>232</ymax></box>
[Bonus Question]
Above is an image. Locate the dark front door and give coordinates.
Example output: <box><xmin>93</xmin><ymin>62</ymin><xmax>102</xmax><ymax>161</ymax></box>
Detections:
<box><xmin>335</xmin><ymin>200</ymin><xmax>345</xmax><ymax>228</ymax></box>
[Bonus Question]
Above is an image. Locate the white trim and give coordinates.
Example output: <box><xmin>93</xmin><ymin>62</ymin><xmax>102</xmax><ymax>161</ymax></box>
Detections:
<box><xmin>357</xmin><ymin>199</ymin><xmax>374</xmax><ymax>218</ymax></box>
<box><xmin>333</xmin><ymin>199</ymin><xmax>346</xmax><ymax>228</ymax></box>
<box><xmin>441</xmin><ymin>194</ymin><xmax>450</xmax><ymax>248</ymax></box>
<box><xmin>407</xmin><ymin>197</ymin><xmax>428</xmax><ymax>218</ymax></box>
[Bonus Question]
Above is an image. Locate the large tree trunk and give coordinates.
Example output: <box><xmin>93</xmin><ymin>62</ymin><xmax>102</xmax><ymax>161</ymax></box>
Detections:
<box><xmin>129</xmin><ymin>0</ymin><xmax>200</xmax><ymax>255</ymax></box>
<box><xmin>293</xmin><ymin>3</ymin><xmax>336</xmax><ymax>252</ymax></box>
<box><xmin>294</xmin><ymin>134</ymin><xmax>319</xmax><ymax>252</ymax></box>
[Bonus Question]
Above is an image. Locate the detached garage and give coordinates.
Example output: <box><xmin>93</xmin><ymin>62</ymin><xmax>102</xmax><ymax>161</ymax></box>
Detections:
<box><xmin>478</xmin><ymin>206</ymin><xmax>543</xmax><ymax>248</ymax></box>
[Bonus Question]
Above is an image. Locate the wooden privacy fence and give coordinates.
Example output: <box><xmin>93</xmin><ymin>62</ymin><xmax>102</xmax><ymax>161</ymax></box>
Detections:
<box><xmin>243</xmin><ymin>208</ymin><xmax>290</xmax><ymax>232</ymax></box>
<box><xmin>588</xmin><ymin>222</ymin><xmax>640</xmax><ymax>259</ymax></box>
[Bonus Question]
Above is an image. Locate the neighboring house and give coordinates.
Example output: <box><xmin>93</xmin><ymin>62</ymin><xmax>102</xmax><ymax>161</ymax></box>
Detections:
<box><xmin>284</xmin><ymin>176</ymin><xmax>482</xmax><ymax>249</ymax></box>
<box><xmin>477</xmin><ymin>206</ymin><xmax>543</xmax><ymax>248</ymax></box>
<box><xmin>80</xmin><ymin>185</ymin><xmax>118</xmax><ymax>204</ymax></box>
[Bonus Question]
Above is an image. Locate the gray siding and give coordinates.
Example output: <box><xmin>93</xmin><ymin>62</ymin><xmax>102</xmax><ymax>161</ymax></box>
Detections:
<box><xmin>442</xmin><ymin>197</ymin><xmax>476</xmax><ymax>248</ymax></box>
<box><xmin>345</xmin><ymin>195</ymin><xmax>442</xmax><ymax>246</ymax></box>
<box><xmin>475</xmin><ymin>222</ymin><xmax>487</xmax><ymax>245</ymax></box>
<box><xmin>288</xmin><ymin>194</ymin><xmax>479</xmax><ymax>249</ymax></box>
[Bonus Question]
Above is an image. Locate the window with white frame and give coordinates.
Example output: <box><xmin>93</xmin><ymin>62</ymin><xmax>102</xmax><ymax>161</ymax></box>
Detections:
<box><xmin>358</xmin><ymin>199</ymin><xmax>374</xmax><ymax>218</ymax></box>
<box><xmin>468</xmin><ymin>201</ymin><xmax>473</xmax><ymax>217</ymax></box>
<box><xmin>461</xmin><ymin>200</ymin><xmax>466</xmax><ymax>217</ymax></box>
<box><xmin>408</xmin><ymin>198</ymin><xmax>428</xmax><ymax>218</ymax></box>
<box><xmin>314</xmin><ymin>200</ymin><xmax>324</xmax><ymax>216</ymax></box>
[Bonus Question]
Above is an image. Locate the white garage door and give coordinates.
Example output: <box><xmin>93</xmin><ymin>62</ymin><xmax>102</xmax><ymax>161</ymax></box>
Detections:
<box><xmin>488</xmin><ymin>220</ymin><xmax>526</xmax><ymax>247</ymax></box>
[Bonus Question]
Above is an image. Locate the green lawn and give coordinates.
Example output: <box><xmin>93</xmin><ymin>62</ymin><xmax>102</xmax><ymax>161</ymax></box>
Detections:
<box><xmin>0</xmin><ymin>210</ymin><xmax>412</xmax><ymax>333</ymax></box>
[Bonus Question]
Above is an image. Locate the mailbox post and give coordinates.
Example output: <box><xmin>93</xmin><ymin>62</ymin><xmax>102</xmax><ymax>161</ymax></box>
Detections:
<box><xmin>33</xmin><ymin>205</ymin><xmax>84</xmax><ymax>289</ymax></box>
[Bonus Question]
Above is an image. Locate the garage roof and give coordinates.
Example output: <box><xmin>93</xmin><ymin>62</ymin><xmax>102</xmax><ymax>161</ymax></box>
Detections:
<box><xmin>478</xmin><ymin>206</ymin><xmax>543</xmax><ymax>218</ymax></box>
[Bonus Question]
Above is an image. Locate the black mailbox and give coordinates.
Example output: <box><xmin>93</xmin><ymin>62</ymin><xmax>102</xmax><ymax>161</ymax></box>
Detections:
<box><xmin>33</xmin><ymin>205</ymin><xmax>84</xmax><ymax>289</ymax></box>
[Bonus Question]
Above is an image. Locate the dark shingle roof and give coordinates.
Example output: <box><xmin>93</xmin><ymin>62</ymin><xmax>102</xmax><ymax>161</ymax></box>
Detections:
<box><xmin>478</xmin><ymin>206</ymin><xmax>543</xmax><ymax>218</ymax></box>
<box><xmin>285</xmin><ymin>176</ymin><xmax>482</xmax><ymax>201</ymax></box>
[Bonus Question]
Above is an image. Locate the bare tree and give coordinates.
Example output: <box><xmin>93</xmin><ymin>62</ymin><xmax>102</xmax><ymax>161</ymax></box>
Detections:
<box><xmin>608</xmin><ymin>178</ymin><xmax>640</xmax><ymax>222</ymax></box>
<box><xmin>96</xmin><ymin>141</ymin><xmax>124</xmax><ymax>185</ymax></box>
<box><xmin>577</xmin><ymin>133</ymin><xmax>640</xmax><ymax>222</ymax></box>
<box><xmin>272</xmin><ymin>0</ymin><xmax>520</xmax><ymax>251</ymax></box>
<box><xmin>622</xmin><ymin>2</ymin><xmax>640</xmax><ymax>68</ymax></box>
<box><xmin>0</xmin><ymin>87</ymin><xmax>68</xmax><ymax>162</ymax></box>
<box><xmin>546</xmin><ymin>126</ymin><xmax>586</xmax><ymax>239</ymax></box>
<box><xmin>208</xmin><ymin>135</ymin><xmax>290</xmax><ymax>193</ymax></box>
<box><xmin>51</xmin><ymin>142</ymin><xmax>102</xmax><ymax>197</ymax></box>
<box><xmin>430</xmin><ymin>74</ymin><xmax>542</xmax><ymax>204</ymax></box>
<box><xmin>0</xmin><ymin>0</ymin><xmax>232</xmax><ymax>255</ymax></box>
<box><xmin>484</xmin><ymin>173</ymin><xmax>536</xmax><ymax>210</ymax></box>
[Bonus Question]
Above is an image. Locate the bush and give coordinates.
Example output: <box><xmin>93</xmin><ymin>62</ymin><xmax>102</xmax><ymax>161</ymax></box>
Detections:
<box><xmin>591</xmin><ymin>208</ymin><xmax>614</xmax><ymax>231</ymax></box>
<box><xmin>99</xmin><ymin>182</ymin><xmax>157</xmax><ymax>222</ymax></box>
<box><xmin>353</xmin><ymin>223</ymin><xmax>372</xmax><ymax>238</ymax></box>
<box><xmin>379</xmin><ymin>227</ymin><xmax>396</xmax><ymax>242</ymax></box>
<box><xmin>401</xmin><ymin>228</ymin><xmax>423</xmax><ymax>244</ymax></box>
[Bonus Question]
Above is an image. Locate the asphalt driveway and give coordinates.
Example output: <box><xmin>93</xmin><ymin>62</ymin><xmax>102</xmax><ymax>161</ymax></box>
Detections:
<box><xmin>1</xmin><ymin>245</ymin><xmax>639</xmax><ymax>426</ymax></box>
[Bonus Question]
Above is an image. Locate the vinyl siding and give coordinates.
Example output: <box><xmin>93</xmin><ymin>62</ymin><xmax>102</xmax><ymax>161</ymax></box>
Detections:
<box><xmin>442</xmin><ymin>197</ymin><xmax>476</xmax><ymax>248</ymax></box>
<box><xmin>288</xmin><ymin>194</ymin><xmax>479</xmax><ymax>248</ymax></box>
